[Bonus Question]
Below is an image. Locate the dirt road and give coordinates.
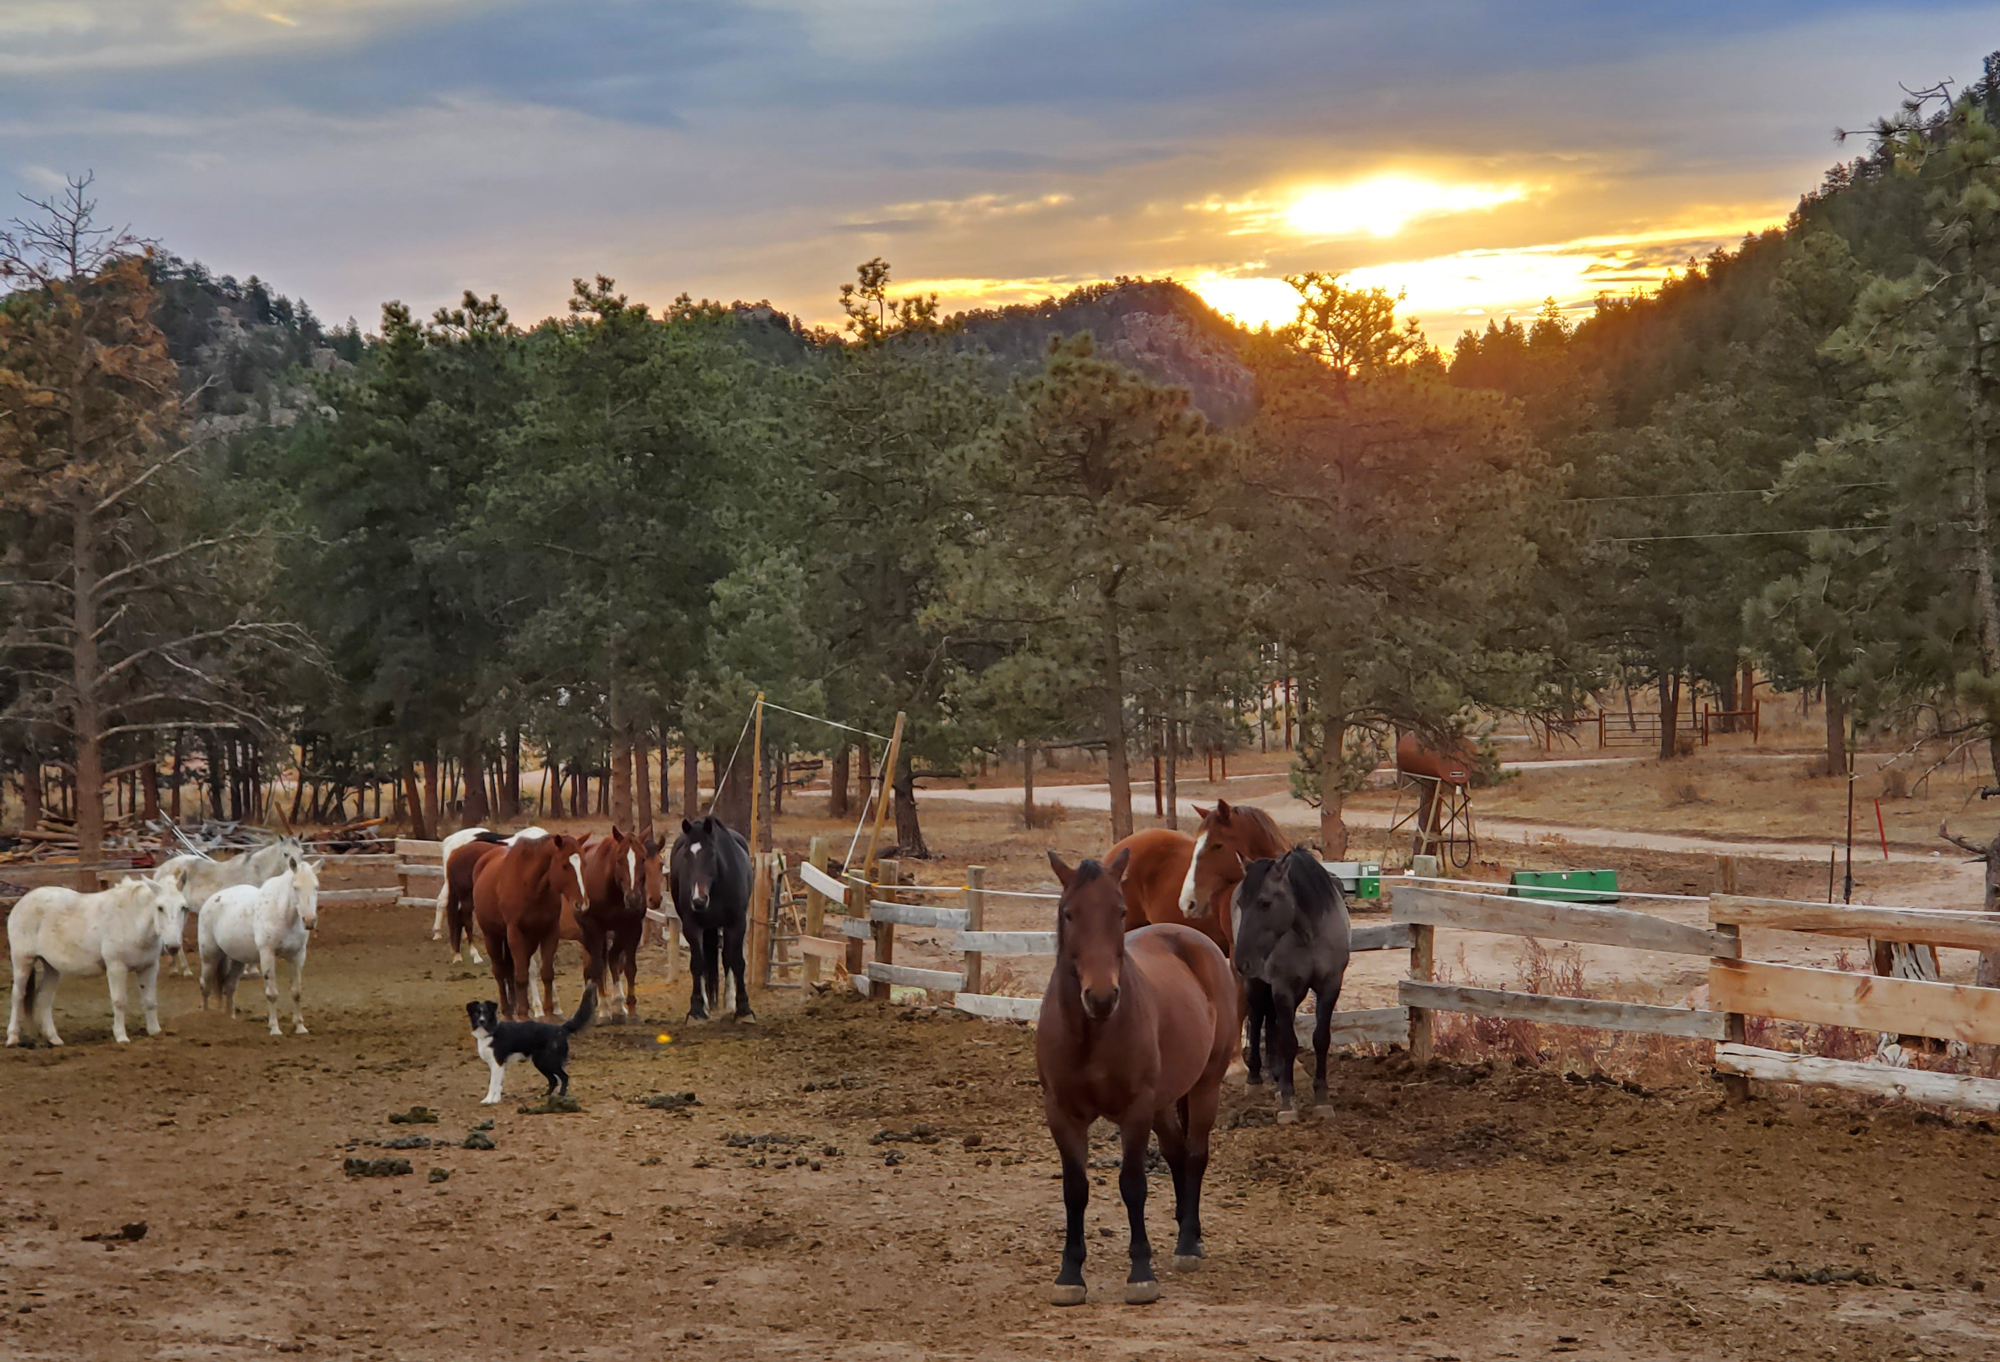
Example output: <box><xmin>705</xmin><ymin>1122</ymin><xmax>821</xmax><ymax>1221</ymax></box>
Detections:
<box><xmin>3</xmin><ymin>908</ymin><xmax>1999</xmax><ymax>1361</ymax></box>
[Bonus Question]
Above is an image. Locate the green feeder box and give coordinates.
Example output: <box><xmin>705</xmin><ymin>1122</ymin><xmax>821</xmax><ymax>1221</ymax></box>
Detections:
<box><xmin>1508</xmin><ymin>868</ymin><xmax>1620</xmax><ymax>903</ymax></box>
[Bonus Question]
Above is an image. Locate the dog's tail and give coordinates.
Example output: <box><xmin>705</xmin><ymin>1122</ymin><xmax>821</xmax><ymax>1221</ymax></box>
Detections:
<box><xmin>563</xmin><ymin>984</ymin><xmax>597</xmax><ymax>1035</ymax></box>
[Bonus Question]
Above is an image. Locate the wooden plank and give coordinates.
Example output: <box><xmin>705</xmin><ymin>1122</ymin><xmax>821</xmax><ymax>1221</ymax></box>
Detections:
<box><xmin>866</xmin><ymin>962</ymin><xmax>965</xmax><ymax>991</ymax></box>
<box><xmin>1711</xmin><ymin>895</ymin><xmax>2000</xmax><ymax>953</ymax></box>
<box><xmin>796</xmin><ymin>936</ymin><xmax>846</xmax><ymax>961</ymax></box>
<box><xmin>797</xmin><ymin>860</ymin><xmax>849</xmax><ymax>906</ymax></box>
<box><xmin>831</xmin><ymin>916</ymin><xmax>872</xmax><ymax>940</ymax></box>
<box><xmin>396</xmin><ymin>839</ymin><xmax>444</xmax><ymax>857</ymax></box>
<box><xmin>316</xmin><ymin>888</ymin><xmax>398</xmax><ymax>905</ymax></box>
<box><xmin>873</xmin><ymin>858</ymin><xmax>899</xmax><ymax>1002</ymax></box>
<box><xmin>868</xmin><ymin>900</ymin><xmax>969</xmax><ymax>930</ymax></box>
<box><xmin>1715</xmin><ymin>857</ymin><xmax>1749</xmax><ymax>1105</ymax></box>
<box><xmin>843</xmin><ymin>873</ymin><xmax>867</xmax><ymax>983</ymax></box>
<box><xmin>1350</xmin><ymin>921</ymin><xmax>1413</xmax><ymax>953</ymax></box>
<box><xmin>1295</xmin><ymin>1006</ymin><xmax>1411</xmax><ymax>1047</ymax></box>
<box><xmin>317</xmin><ymin>853</ymin><xmax>398</xmax><ymax>867</ymax></box>
<box><xmin>1395</xmin><ymin>885</ymin><xmax>1729</xmax><ymax>957</ymax></box>
<box><xmin>1715</xmin><ymin>1043</ymin><xmax>2000</xmax><ymax>1113</ymax></box>
<box><xmin>1710</xmin><ymin>958</ymin><xmax>2000</xmax><ymax>1046</ymax></box>
<box><xmin>955</xmin><ymin>930</ymin><xmax>1057</xmax><ymax>956</ymax></box>
<box><xmin>953</xmin><ymin>992</ymin><xmax>1041</xmax><ymax>1023</ymax></box>
<box><xmin>395</xmin><ymin>896</ymin><xmax>435</xmax><ymax>908</ymax></box>
<box><xmin>1399</xmin><ymin>980</ymin><xmax>1727</xmax><ymax>1040</ymax></box>
<box><xmin>396</xmin><ymin>863</ymin><xmax>444</xmax><ymax>878</ymax></box>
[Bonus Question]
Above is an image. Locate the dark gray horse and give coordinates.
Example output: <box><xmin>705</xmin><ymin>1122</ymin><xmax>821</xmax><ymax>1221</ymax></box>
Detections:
<box><xmin>1231</xmin><ymin>850</ymin><xmax>1350</xmax><ymax>1122</ymax></box>
<box><xmin>669</xmin><ymin>814</ymin><xmax>753</xmax><ymax>1023</ymax></box>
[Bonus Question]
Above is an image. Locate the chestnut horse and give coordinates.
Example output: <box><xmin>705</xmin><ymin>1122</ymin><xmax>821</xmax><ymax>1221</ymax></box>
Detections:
<box><xmin>472</xmin><ymin>832</ymin><xmax>591</xmax><ymax>1020</ymax></box>
<box><xmin>1037</xmin><ymin>848</ymin><xmax>1237</xmax><ymax>1307</ymax></box>
<box><xmin>1109</xmin><ymin>799</ymin><xmax>1289</xmax><ymax>956</ymax></box>
<box><xmin>559</xmin><ymin>825</ymin><xmax>654</xmax><ymax>1020</ymax></box>
<box><xmin>443</xmin><ymin>832</ymin><xmax>509</xmax><ymax>964</ymax></box>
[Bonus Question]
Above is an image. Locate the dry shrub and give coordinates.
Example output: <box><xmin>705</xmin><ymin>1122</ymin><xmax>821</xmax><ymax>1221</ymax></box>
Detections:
<box><xmin>1879</xmin><ymin>766</ymin><xmax>1911</xmax><ymax>800</ymax></box>
<box><xmin>1021</xmin><ymin>802</ymin><xmax>1066</xmax><ymax>830</ymax></box>
<box><xmin>1669</xmin><ymin>780</ymin><xmax>1707</xmax><ymax>806</ymax></box>
<box><xmin>1674</xmin><ymin>733</ymin><xmax>1697</xmax><ymax>758</ymax></box>
<box><xmin>977</xmin><ymin>958</ymin><xmax>1035</xmax><ymax>998</ymax></box>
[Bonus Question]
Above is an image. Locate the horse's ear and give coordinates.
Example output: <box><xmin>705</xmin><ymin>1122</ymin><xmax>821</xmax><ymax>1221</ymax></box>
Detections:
<box><xmin>611</xmin><ymin>823</ymin><xmax>625</xmax><ymax>841</ymax></box>
<box><xmin>1192</xmin><ymin>804</ymin><xmax>1210</xmax><ymax>822</ymax></box>
<box><xmin>1212</xmin><ymin>799</ymin><xmax>1233</xmax><ymax>822</ymax></box>
<box><xmin>1047</xmin><ymin>851</ymin><xmax>1075</xmax><ymax>888</ymax></box>
<box><xmin>681</xmin><ymin>817</ymin><xmax>696</xmax><ymax>836</ymax></box>
<box><xmin>1106</xmin><ymin>846</ymin><xmax>1131</xmax><ymax>879</ymax></box>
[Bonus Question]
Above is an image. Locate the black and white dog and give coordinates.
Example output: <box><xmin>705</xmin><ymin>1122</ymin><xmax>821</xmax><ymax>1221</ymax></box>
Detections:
<box><xmin>466</xmin><ymin>985</ymin><xmax>596</xmax><ymax>1105</ymax></box>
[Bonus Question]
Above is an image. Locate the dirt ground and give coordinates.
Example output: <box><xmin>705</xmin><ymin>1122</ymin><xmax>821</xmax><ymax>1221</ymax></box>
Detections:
<box><xmin>5</xmin><ymin>904</ymin><xmax>2000</xmax><ymax>1362</ymax></box>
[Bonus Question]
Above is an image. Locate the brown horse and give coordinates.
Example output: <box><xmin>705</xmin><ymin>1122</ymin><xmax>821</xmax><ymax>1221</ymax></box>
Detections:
<box><xmin>1109</xmin><ymin>799</ymin><xmax>1289</xmax><ymax>956</ymax></box>
<box><xmin>472</xmin><ymin>832</ymin><xmax>591</xmax><ymax>1020</ymax></box>
<box><xmin>559</xmin><ymin>825</ymin><xmax>654</xmax><ymax>1020</ymax></box>
<box><xmin>1037</xmin><ymin>848</ymin><xmax>1237</xmax><ymax>1306</ymax></box>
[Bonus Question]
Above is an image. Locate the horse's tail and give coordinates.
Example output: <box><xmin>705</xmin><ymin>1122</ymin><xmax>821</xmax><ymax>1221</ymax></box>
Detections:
<box><xmin>19</xmin><ymin>958</ymin><xmax>39</xmax><ymax>1012</ymax></box>
<box><xmin>562</xmin><ymin>984</ymin><xmax>597</xmax><ymax>1035</ymax></box>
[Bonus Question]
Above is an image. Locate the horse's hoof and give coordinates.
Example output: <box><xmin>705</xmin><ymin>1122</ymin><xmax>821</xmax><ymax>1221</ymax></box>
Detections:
<box><xmin>1244</xmin><ymin>1072</ymin><xmax>1264</xmax><ymax>1087</ymax></box>
<box><xmin>1171</xmin><ymin>1254</ymin><xmax>1203</xmax><ymax>1274</ymax></box>
<box><xmin>1051</xmin><ymin>1284</ymin><xmax>1086</xmax><ymax>1307</ymax></box>
<box><xmin>1276</xmin><ymin>1108</ymin><xmax>1297</xmax><ymax>1125</ymax></box>
<box><xmin>1313</xmin><ymin>1104</ymin><xmax>1334</xmax><ymax>1119</ymax></box>
<box><xmin>736</xmin><ymin>1014</ymin><xmax>757</xmax><ymax>1026</ymax></box>
<box><xmin>1123</xmin><ymin>1280</ymin><xmax>1161</xmax><ymax>1305</ymax></box>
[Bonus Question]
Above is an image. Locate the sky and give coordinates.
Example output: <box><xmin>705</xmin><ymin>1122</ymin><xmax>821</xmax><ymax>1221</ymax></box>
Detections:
<box><xmin>5</xmin><ymin>2</ymin><xmax>1999</xmax><ymax>345</ymax></box>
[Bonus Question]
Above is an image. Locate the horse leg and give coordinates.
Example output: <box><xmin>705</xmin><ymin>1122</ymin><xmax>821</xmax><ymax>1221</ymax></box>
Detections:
<box><xmin>1243</xmin><ymin>979</ymin><xmax>1269</xmax><ymax>1086</ymax></box>
<box><xmin>137</xmin><ymin>958</ymin><xmax>162</xmax><ymax>1037</ymax></box>
<box><xmin>724</xmin><ymin>922</ymin><xmax>754</xmax><ymax>1021</ymax></box>
<box><xmin>1156</xmin><ymin>1099</ymin><xmax>1201</xmax><ymax>1271</ymax></box>
<box><xmin>261</xmin><ymin>945</ymin><xmax>284</xmax><ymax>1036</ymax></box>
<box><xmin>289</xmin><ymin>943</ymin><xmax>311</xmax><ymax>1035</ymax></box>
<box><xmin>1118</xmin><ymin>1121</ymin><xmax>1160</xmax><ymax>1303</ymax></box>
<box><xmin>1049</xmin><ymin>1112</ymin><xmax>1090</xmax><ymax>1305</ymax></box>
<box><xmin>432</xmin><ymin>884</ymin><xmax>448</xmax><ymax>941</ymax></box>
<box><xmin>538</xmin><ymin>937</ymin><xmax>558</xmax><ymax>1018</ymax></box>
<box><xmin>506</xmin><ymin>928</ymin><xmax>537</xmax><ymax>1020</ymax></box>
<box><xmin>34</xmin><ymin>964</ymin><xmax>63</xmax><ymax>1047</ymax></box>
<box><xmin>1178</xmin><ymin>1077</ymin><xmax>1222</xmax><ymax>1266</ymax></box>
<box><xmin>683</xmin><ymin>924</ymin><xmax>709</xmax><ymax>1020</ymax></box>
<box><xmin>1311</xmin><ymin>982</ymin><xmax>1338</xmax><ymax>1115</ymax></box>
<box><xmin>221</xmin><ymin>959</ymin><xmax>241</xmax><ymax>1018</ymax></box>
<box><xmin>482</xmin><ymin>924</ymin><xmax>511</xmax><ymax>1014</ymax></box>
<box><xmin>622</xmin><ymin>940</ymin><xmax>639</xmax><ymax>1019</ymax></box>
<box><xmin>1271</xmin><ymin>989</ymin><xmax>1301</xmax><ymax>1124</ymax></box>
<box><xmin>105</xmin><ymin>959</ymin><xmax>132</xmax><ymax>1044</ymax></box>
<box><xmin>5</xmin><ymin>955</ymin><xmax>27</xmax><ymax>1047</ymax></box>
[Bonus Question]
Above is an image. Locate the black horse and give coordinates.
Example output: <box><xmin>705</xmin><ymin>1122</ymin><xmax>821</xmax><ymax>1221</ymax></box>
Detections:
<box><xmin>1231</xmin><ymin>849</ymin><xmax>1351</xmax><ymax>1122</ymax></box>
<box><xmin>669</xmin><ymin>814</ymin><xmax>754</xmax><ymax>1023</ymax></box>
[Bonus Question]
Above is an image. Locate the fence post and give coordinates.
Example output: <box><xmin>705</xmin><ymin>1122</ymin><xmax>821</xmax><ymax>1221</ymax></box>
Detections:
<box><xmin>1714</xmin><ymin>854</ymin><xmax>1749</xmax><ymax>1104</ymax></box>
<box><xmin>1408</xmin><ymin>920</ymin><xmax>1435</xmax><ymax>1064</ymax></box>
<box><xmin>665</xmin><ymin>916</ymin><xmax>682</xmax><ymax>985</ymax></box>
<box><xmin>843</xmin><ymin>871</ymin><xmax>868</xmax><ymax>996</ymax></box>
<box><xmin>802</xmin><ymin>835</ymin><xmax>826</xmax><ymax>987</ymax></box>
<box><xmin>963</xmin><ymin>865</ymin><xmax>985</xmax><ymax>997</ymax></box>
<box><xmin>874</xmin><ymin>857</ymin><xmax>899</xmax><ymax>1002</ymax></box>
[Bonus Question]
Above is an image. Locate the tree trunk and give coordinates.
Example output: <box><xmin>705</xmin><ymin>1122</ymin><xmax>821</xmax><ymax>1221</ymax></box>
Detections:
<box><xmin>422</xmin><ymin>755</ymin><xmax>441</xmax><ymax>836</ymax></box>
<box><xmin>610</xmin><ymin>735</ymin><xmax>633</xmax><ymax>831</ymax></box>
<box><xmin>1164</xmin><ymin>725</ymin><xmax>1179</xmax><ymax>832</ymax></box>
<box><xmin>70</xmin><ymin>496</ymin><xmax>103</xmax><ymax>887</ymax></box>
<box><xmin>755</xmin><ymin>747</ymin><xmax>774</xmax><ymax>852</ymax></box>
<box><xmin>400</xmin><ymin>759</ymin><xmax>430</xmax><ymax>841</ymax></box>
<box><xmin>1972</xmin><ymin>450</ymin><xmax>2000</xmax><ymax>779</ymax></box>
<box><xmin>1319</xmin><ymin>677</ymin><xmax>1350</xmax><ymax>857</ymax></box>
<box><xmin>713</xmin><ymin>745</ymin><xmax>752</xmax><ymax>831</ymax></box>
<box><xmin>140</xmin><ymin>762</ymin><xmax>159</xmax><ymax>821</ymax></box>
<box><xmin>548</xmin><ymin>759</ymin><xmax>565</xmax><ymax>819</ymax></box>
<box><xmin>1975</xmin><ymin>831</ymin><xmax>2000</xmax><ymax>990</ymax></box>
<box><xmin>170</xmin><ymin>734</ymin><xmax>182</xmax><ymax>821</ymax></box>
<box><xmin>205</xmin><ymin>731</ymin><xmax>226</xmax><ymax>826</ymax></box>
<box><xmin>462</xmin><ymin>736</ymin><xmax>491</xmax><ymax>828</ymax></box>
<box><xmin>892</xmin><ymin>753</ymin><xmax>928</xmax><ymax>858</ymax></box>
<box><xmin>1101</xmin><ymin>592</ymin><xmax>1133</xmax><ymax>842</ymax></box>
<box><xmin>857</xmin><ymin>740</ymin><xmax>873</xmax><ymax>814</ymax></box>
<box><xmin>502</xmin><ymin>729</ymin><xmax>521</xmax><ymax>819</ymax></box>
<box><xmin>636</xmin><ymin>733</ymin><xmax>654</xmax><ymax>834</ymax></box>
<box><xmin>1022</xmin><ymin>740</ymin><xmax>1037</xmax><ymax>825</ymax></box>
<box><xmin>1658</xmin><ymin>672</ymin><xmax>1680</xmax><ymax>761</ymax></box>
<box><xmin>22</xmin><ymin>760</ymin><xmax>42</xmax><ymax>828</ymax></box>
<box><xmin>1825</xmin><ymin>682</ymin><xmax>1848</xmax><ymax>779</ymax></box>
<box><xmin>681</xmin><ymin>745</ymin><xmax>698</xmax><ymax>823</ymax></box>
<box><xmin>830</xmin><ymin>743</ymin><xmax>851</xmax><ymax>819</ymax></box>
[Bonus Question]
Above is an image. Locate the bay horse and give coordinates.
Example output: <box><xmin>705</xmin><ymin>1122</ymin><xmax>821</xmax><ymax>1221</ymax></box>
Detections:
<box><xmin>1037</xmin><ymin>848</ymin><xmax>1237</xmax><ymax>1306</ymax></box>
<box><xmin>559</xmin><ymin>825</ymin><xmax>653</xmax><ymax>1020</ymax></box>
<box><xmin>1232</xmin><ymin>850</ymin><xmax>1351</xmax><ymax>1122</ymax></box>
<box><xmin>1109</xmin><ymin>799</ymin><xmax>1289</xmax><ymax>957</ymax></box>
<box><xmin>670</xmin><ymin>814</ymin><xmax>753</xmax><ymax>1023</ymax></box>
<box><xmin>472</xmin><ymin>832</ymin><xmax>591</xmax><ymax>1020</ymax></box>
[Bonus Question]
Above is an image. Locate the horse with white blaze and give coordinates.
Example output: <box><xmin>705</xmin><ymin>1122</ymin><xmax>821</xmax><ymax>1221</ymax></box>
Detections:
<box><xmin>199</xmin><ymin>860</ymin><xmax>322</xmax><ymax>1037</ymax></box>
<box><xmin>6</xmin><ymin>870</ymin><xmax>194</xmax><ymax>1046</ymax></box>
<box><xmin>432</xmin><ymin>826</ymin><xmax>547</xmax><ymax>963</ymax></box>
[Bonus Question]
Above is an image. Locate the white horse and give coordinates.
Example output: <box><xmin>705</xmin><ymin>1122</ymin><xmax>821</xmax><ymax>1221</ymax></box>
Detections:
<box><xmin>199</xmin><ymin>860</ymin><xmax>320</xmax><ymax>1037</ymax></box>
<box><xmin>432</xmin><ymin>826</ymin><xmax>546</xmax><ymax>964</ymax></box>
<box><xmin>6</xmin><ymin>870</ymin><xmax>193</xmax><ymax>1046</ymax></box>
<box><xmin>153</xmin><ymin>838</ymin><xmax>307</xmax><ymax>976</ymax></box>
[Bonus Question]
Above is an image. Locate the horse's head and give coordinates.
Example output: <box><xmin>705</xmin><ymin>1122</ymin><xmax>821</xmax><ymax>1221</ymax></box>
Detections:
<box><xmin>150</xmin><ymin>865</ymin><xmax>193</xmax><ymax>946</ymax></box>
<box><xmin>608</xmin><ymin>825</ymin><xmax>646</xmax><ymax>914</ymax></box>
<box><xmin>1178</xmin><ymin>800</ymin><xmax>1255</xmax><ymax>918</ymax></box>
<box><xmin>676</xmin><ymin>815</ymin><xmax>729</xmax><ymax>915</ymax></box>
<box><xmin>292</xmin><ymin>859</ymin><xmax>322</xmax><ymax>930</ymax></box>
<box><xmin>1051</xmin><ymin>847</ymin><xmax>1131</xmax><ymax>1021</ymax></box>
<box><xmin>641</xmin><ymin>829</ymin><xmax>666</xmax><ymax>914</ymax></box>
<box><xmin>548</xmin><ymin>833</ymin><xmax>592</xmax><ymax>907</ymax></box>
<box><xmin>1232</xmin><ymin>849</ymin><xmax>1336</xmax><ymax>963</ymax></box>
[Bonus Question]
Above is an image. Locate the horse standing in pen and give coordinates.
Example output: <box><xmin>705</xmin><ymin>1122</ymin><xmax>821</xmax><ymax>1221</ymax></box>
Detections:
<box><xmin>560</xmin><ymin>825</ymin><xmax>655</xmax><ymax>1020</ymax></box>
<box><xmin>152</xmin><ymin>837</ymin><xmax>306</xmax><ymax>975</ymax></box>
<box><xmin>1037</xmin><ymin>848</ymin><xmax>1236</xmax><ymax>1306</ymax></box>
<box><xmin>1232</xmin><ymin>849</ymin><xmax>1351</xmax><ymax>1122</ymax></box>
<box><xmin>198</xmin><ymin>859</ymin><xmax>322</xmax><ymax>1036</ymax></box>
<box><xmin>1108</xmin><ymin>800</ymin><xmax>1288</xmax><ymax>957</ymax></box>
<box><xmin>670</xmin><ymin>814</ymin><xmax>753</xmax><ymax>1023</ymax></box>
<box><xmin>472</xmin><ymin>832</ymin><xmax>591</xmax><ymax>1020</ymax></box>
<box><xmin>7</xmin><ymin>871</ymin><xmax>193</xmax><ymax>1047</ymax></box>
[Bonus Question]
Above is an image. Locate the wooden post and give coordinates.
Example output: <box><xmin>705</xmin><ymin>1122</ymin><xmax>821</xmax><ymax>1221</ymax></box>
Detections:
<box><xmin>844</xmin><ymin>871</ymin><xmax>868</xmax><ymax>996</ymax></box>
<box><xmin>858</xmin><ymin>711</ymin><xmax>905</xmax><ymax>885</ymax></box>
<box><xmin>963</xmin><ymin>865</ymin><xmax>986</xmax><ymax>997</ymax></box>
<box><xmin>747</xmin><ymin>694</ymin><xmax>769</xmax><ymax>991</ymax></box>
<box><xmin>1715</xmin><ymin>854</ymin><xmax>1749</xmax><ymax>1104</ymax></box>
<box><xmin>1408</xmin><ymin>920</ymin><xmax>1435</xmax><ymax>1064</ymax></box>
<box><xmin>802</xmin><ymin>834</ymin><xmax>827</xmax><ymax>987</ymax></box>
<box><xmin>874</xmin><ymin>856</ymin><xmax>899</xmax><ymax>1003</ymax></box>
<box><xmin>665</xmin><ymin>916</ymin><xmax>682</xmax><ymax>985</ymax></box>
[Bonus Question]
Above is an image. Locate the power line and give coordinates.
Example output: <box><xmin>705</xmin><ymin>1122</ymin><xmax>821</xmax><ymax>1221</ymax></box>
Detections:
<box><xmin>1600</xmin><ymin>525</ymin><xmax>1889</xmax><ymax>544</ymax></box>
<box><xmin>1564</xmin><ymin>481</ymin><xmax>1889</xmax><ymax>504</ymax></box>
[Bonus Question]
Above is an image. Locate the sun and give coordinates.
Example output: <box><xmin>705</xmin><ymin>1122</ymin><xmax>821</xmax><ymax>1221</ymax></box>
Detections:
<box><xmin>1286</xmin><ymin>175</ymin><xmax>1526</xmax><ymax>239</ymax></box>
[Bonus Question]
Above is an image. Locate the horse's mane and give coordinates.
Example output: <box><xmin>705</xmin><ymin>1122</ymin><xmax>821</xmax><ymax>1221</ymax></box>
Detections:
<box><xmin>1234</xmin><ymin>804</ymin><xmax>1288</xmax><ymax>851</ymax></box>
<box><xmin>1236</xmin><ymin>856</ymin><xmax>1278</xmax><ymax>905</ymax></box>
<box><xmin>471</xmin><ymin>830</ymin><xmax>509</xmax><ymax>845</ymax></box>
<box><xmin>1282</xmin><ymin>849</ymin><xmax>1339</xmax><ymax>918</ymax></box>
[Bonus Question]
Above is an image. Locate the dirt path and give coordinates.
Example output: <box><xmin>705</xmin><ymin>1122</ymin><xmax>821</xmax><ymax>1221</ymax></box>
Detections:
<box><xmin>3</xmin><ymin>910</ymin><xmax>1999</xmax><ymax>1361</ymax></box>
